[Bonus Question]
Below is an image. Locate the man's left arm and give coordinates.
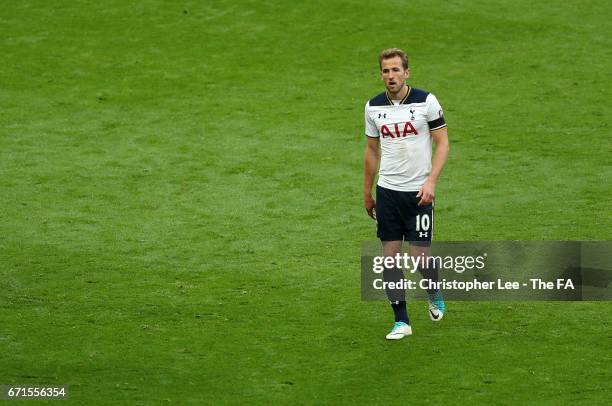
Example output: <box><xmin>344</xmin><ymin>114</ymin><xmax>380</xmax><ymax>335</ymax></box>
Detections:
<box><xmin>417</xmin><ymin>127</ymin><xmax>449</xmax><ymax>206</ymax></box>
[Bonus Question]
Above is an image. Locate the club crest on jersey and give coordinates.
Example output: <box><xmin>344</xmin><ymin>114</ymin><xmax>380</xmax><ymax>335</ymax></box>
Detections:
<box><xmin>380</xmin><ymin>122</ymin><xmax>418</xmax><ymax>138</ymax></box>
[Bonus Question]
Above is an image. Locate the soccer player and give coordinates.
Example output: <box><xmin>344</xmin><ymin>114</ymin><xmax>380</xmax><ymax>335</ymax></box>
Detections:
<box><xmin>363</xmin><ymin>48</ymin><xmax>449</xmax><ymax>340</ymax></box>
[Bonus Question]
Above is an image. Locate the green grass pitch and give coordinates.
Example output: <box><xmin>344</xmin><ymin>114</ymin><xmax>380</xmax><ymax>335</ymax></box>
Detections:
<box><xmin>1</xmin><ymin>0</ymin><xmax>611</xmax><ymax>403</ymax></box>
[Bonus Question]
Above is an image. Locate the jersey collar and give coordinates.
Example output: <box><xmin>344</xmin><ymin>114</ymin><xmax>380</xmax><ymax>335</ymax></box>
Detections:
<box><xmin>385</xmin><ymin>85</ymin><xmax>412</xmax><ymax>105</ymax></box>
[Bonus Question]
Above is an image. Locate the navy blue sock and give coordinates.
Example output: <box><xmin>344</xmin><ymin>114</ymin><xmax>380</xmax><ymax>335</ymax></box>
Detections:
<box><xmin>390</xmin><ymin>300</ymin><xmax>409</xmax><ymax>324</ymax></box>
<box><xmin>383</xmin><ymin>267</ymin><xmax>409</xmax><ymax>324</ymax></box>
<box><xmin>418</xmin><ymin>265</ymin><xmax>439</xmax><ymax>295</ymax></box>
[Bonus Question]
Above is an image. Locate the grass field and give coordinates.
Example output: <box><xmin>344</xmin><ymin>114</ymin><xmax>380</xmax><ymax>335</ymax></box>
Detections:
<box><xmin>1</xmin><ymin>0</ymin><xmax>611</xmax><ymax>403</ymax></box>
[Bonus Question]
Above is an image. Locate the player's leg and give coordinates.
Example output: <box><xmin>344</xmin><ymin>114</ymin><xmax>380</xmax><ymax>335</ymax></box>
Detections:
<box><xmin>376</xmin><ymin>186</ymin><xmax>412</xmax><ymax>340</ymax></box>
<box><xmin>403</xmin><ymin>194</ymin><xmax>446</xmax><ymax>320</ymax></box>
<box><xmin>409</xmin><ymin>244</ymin><xmax>445</xmax><ymax>321</ymax></box>
<box><xmin>382</xmin><ymin>239</ymin><xmax>412</xmax><ymax>339</ymax></box>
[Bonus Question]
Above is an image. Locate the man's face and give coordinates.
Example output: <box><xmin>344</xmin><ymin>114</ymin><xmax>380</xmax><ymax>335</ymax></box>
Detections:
<box><xmin>380</xmin><ymin>56</ymin><xmax>409</xmax><ymax>93</ymax></box>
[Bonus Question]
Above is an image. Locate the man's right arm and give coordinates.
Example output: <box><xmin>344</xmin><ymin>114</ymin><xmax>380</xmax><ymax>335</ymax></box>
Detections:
<box><xmin>364</xmin><ymin>136</ymin><xmax>380</xmax><ymax>219</ymax></box>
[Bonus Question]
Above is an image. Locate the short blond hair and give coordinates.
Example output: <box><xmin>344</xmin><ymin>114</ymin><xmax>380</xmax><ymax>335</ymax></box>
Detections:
<box><xmin>379</xmin><ymin>48</ymin><xmax>409</xmax><ymax>70</ymax></box>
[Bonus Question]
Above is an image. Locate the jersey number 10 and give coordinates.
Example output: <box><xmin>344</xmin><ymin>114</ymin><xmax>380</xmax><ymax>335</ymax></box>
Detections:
<box><xmin>415</xmin><ymin>214</ymin><xmax>431</xmax><ymax>231</ymax></box>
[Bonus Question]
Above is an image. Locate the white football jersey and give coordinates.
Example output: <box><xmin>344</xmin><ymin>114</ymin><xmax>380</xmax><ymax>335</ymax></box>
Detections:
<box><xmin>365</xmin><ymin>87</ymin><xmax>446</xmax><ymax>191</ymax></box>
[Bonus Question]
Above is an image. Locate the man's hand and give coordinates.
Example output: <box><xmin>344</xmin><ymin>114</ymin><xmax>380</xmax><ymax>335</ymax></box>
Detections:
<box><xmin>417</xmin><ymin>181</ymin><xmax>435</xmax><ymax>206</ymax></box>
<box><xmin>364</xmin><ymin>193</ymin><xmax>376</xmax><ymax>219</ymax></box>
